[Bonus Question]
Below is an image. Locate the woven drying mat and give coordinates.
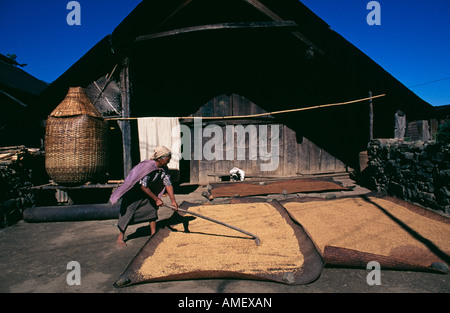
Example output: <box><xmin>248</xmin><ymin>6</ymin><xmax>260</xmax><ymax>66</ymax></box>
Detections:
<box><xmin>209</xmin><ymin>177</ymin><xmax>349</xmax><ymax>198</ymax></box>
<box><xmin>114</xmin><ymin>199</ymin><xmax>324</xmax><ymax>287</ymax></box>
<box><xmin>281</xmin><ymin>193</ymin><xmax>450</xmax><ymax>273</ymax></box>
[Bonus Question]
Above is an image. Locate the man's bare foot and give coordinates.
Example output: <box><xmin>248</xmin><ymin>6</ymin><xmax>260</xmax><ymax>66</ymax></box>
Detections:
<box><xmin>117</xmin><ymin>233</ymin><xmax>127</xmax><ymax>247</ymax></box>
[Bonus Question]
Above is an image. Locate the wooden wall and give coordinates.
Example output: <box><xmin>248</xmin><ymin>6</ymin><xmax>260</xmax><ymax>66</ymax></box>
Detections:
<box><xmin>184</xmin><ymin>94</ymin><xmax>347</xmax><ymax>184</ymax></box>
<box><xmin>406</xmin><ymin>118</ymin><xmax>450</xmax><ymax>141</ymax></box>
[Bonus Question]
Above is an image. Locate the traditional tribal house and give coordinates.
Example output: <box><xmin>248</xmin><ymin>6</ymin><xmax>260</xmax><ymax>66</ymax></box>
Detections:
<box><xmin>0</xmin><ymin>54</ymin><xmax>48</xmax><ymax>146</ymax></box>
<box><xmin>16</xmin><ymin>0</ymin><xmax>439</xmax><ymax>185</ymax></box>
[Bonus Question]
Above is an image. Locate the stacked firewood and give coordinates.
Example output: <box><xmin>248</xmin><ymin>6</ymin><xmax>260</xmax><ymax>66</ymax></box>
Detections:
<box><xmin>0</xmin><ymin>146</ymin><xmax>46</xmax><ymax>227</ymax></box>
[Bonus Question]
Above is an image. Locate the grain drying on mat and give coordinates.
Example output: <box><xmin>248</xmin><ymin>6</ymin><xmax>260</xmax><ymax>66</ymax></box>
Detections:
<box><xmin>283</xmin><ymin>197</ymin><xmax>450</xmax><ymax>264</ymax></box>
<box><xmin>138</xmin><ymin>203</ymin><xmax>303</xmax><ymax>279</ymax></box>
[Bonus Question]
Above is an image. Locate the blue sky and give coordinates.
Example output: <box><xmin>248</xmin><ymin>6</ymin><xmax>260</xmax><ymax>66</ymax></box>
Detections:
<box><xmin>1</xmin><ymin>0</ymin><xmax>449</xmax><ymax>106</ymax></box>
<box><xmin>301</xmin><ymin>0</ymin><xmax>450</xmax><ymax>106</ymax></box>
<box><xmin>0</xmin><ymin>0</ymin><xmax>141</xmax><ymax>81</ymax></box>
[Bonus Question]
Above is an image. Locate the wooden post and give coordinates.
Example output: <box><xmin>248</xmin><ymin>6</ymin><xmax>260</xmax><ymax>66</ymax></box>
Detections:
<box><xmin>394</xmin><ymin>110</ymin><xmax>406</xmax><ymax>139</ymax></box>
<box><xmin>369</xmin><ymin>91</ymin><xmax>373</xmax><ymax>140</ymax></box>
<box><xmin>120</xmin><ymin>57</ymin><xmax>133</xmax><ymax>178</ymax></box>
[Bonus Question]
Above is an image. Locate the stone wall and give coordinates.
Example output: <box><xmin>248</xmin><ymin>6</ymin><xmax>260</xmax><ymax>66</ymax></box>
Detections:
<box><xmin>364</xmin><ymin>139</ymin><xmax>450</xmax><ymax>214</ymax></box>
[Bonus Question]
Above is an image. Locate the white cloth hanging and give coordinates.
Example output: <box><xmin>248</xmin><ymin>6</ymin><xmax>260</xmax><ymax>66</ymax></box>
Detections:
<box><xmin>137</xmin><ymin>117</ymin><xmax>181</xmax><ymax>170</ymax></box>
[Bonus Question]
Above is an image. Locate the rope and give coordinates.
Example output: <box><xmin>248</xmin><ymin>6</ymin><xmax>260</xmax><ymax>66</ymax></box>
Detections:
<box><xmin>105</xmin><ymin>93</ymin><xmax>385</xmax><ymax>121</ymax></box>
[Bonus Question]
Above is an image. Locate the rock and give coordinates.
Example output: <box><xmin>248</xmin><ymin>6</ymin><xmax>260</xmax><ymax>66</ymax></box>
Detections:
<box><xmin>404</xmin><ymin>152</ymin><xmax>414</xmax><ymax>160</ymax></box>
<box><xmin>438</xmin><ymin>169</ymin><xmax>450</xmax><ymax>179</ymax></box>
<box><xmin>365</xmin><ymin>140</ymin><xmax>449</xmax><ymax>215</ymax></box>
<box><xmin>439</xmin><ymin>187</ymin><xmax>450</xmax><ymax>198</ymax></box>
<box><xmin>282</xmin><ymin>272</ymin><xmax>296</xmax><ymax>284</ymax></box>
<box><xmin>431</xmin><ymin>262</ymin><xmax>449</xmax><ymax>273</ymax></box>
<box><xmin>388</xmin><ymin>182</ymin><xmax>405</xmax><ymax>198</ymax></box>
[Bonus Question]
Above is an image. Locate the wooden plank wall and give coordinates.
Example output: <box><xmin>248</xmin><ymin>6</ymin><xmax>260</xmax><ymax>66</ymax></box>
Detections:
<box><xmin>406</xmin><ymin>118</ymin><xmax>449</xmax><ymax>141</ymax></box>
<box><xmin>284</xmin><ymin>126</ymin><xmax>347</xmax><ymax>175</ymax></box>
<box><xmin>187</xmin><ymin>94</ymin><xmax>347</xmax><ymax>184</ymax></box>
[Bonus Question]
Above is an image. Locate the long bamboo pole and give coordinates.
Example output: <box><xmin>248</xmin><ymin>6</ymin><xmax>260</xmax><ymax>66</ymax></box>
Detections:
<box><xmin>105</xmin><ymin>94</ymin><xmax>385</xmax><ymax>121</ymax></box>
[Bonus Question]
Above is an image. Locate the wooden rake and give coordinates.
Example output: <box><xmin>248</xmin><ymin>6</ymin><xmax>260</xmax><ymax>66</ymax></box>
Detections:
<box><xmin>163</xmin><ymin>204</ymin><xmax>261</xmax><ymax>246</ymax></box>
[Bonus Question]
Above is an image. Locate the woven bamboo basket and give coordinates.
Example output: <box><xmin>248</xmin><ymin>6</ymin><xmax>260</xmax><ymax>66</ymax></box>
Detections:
<box><xmin>45</xmin><ymin>87</ymin><xmax>108</xmax><ymax>185</ymax></box>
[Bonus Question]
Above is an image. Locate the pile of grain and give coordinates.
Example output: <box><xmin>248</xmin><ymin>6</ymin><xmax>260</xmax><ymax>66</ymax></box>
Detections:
<box><xmin>138</xmin><ymin>202</ymin><xmax>303</xmax><ymax>279</ymax></box>
<box><xmin>283</xmin><ymin>197</ymin><xmax>450</xmax><ymax>264</ymax></box>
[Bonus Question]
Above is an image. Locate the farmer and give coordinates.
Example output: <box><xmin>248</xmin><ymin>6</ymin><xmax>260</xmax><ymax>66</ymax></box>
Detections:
<box><xmin>109</xmin><ymin>146</ymin><xmax>179</xmax><ymax>247</ymax></box>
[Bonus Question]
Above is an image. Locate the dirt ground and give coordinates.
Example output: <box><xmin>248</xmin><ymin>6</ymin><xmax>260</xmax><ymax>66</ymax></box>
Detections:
<box><xmin>0</xmin><ymin>176</ymin><xmax>449</xmax><ymax>294</ymax></box>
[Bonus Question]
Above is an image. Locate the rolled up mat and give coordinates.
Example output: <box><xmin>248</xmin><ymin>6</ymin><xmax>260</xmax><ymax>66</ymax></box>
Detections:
<box><xmin>23</xmin><ymin>202</ymin><xmax>120</xmax><ymax>222</ymax></box>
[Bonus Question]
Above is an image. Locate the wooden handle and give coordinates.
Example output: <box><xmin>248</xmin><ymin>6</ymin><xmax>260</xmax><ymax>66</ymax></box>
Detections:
<box><xmin>163</xmin><ymin>204</ymin><xmax>261</xmax><ymax>245</ymax></box>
